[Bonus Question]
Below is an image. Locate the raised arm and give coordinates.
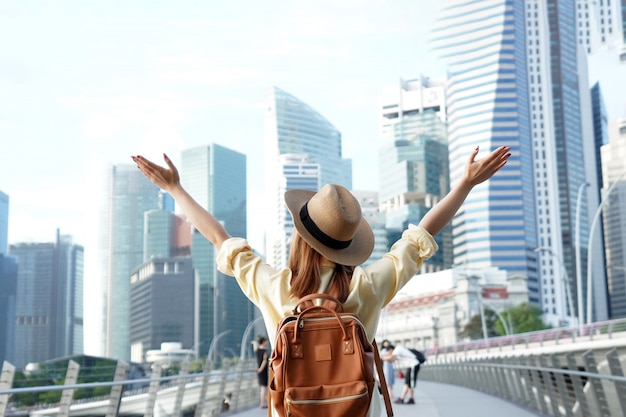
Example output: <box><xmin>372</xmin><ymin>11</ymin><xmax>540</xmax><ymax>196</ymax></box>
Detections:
<box><xmin>418</xmin><ymin>146</ymin><xmax>510</xmax><ymax>236</ymax></box>
<box><xmin>131</xmin><ymin>153</ymin><xmax>232</xmax><ymax>250</ymax></box>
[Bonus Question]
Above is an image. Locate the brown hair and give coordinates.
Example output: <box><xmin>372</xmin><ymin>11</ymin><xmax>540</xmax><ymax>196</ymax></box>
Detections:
<box><xmin>288</xmin><ymin>232</ymin><xmax>354</xmax><ymax>302</ymax></box>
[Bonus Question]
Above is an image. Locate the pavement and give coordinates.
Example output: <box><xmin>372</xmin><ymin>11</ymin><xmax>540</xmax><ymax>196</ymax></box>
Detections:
<box><xmin>231</xmin><ymin>379</ymin><xmax>544</xmax><ymax>417</ymax></box>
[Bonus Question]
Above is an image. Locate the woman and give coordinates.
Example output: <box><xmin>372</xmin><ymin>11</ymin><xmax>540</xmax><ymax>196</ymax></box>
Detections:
<box><xmin>252</xmin><ymin>335</ymin><xmax>269</xmax><ymax>408</ymax></box>
<box><xmin>379</xmin><ymin>340</ymin><xmax>396</xmax><ymax>400</ymax></box>
<box><xmin>132</xmin><ymin>145</ymin><xmax>510</xmax><ymax>415</ymax></box>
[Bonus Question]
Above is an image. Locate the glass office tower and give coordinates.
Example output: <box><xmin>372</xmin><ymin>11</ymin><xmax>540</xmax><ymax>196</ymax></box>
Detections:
<box><xmin>99</xmin><ymin>165</ymin><xmax>162</xmax><ymax>360</ymax></box>
<box><xmin>181</xmin><ymin>144</ymin><xmax>253</xmax><ymax>358</ymax></box>
<box><xmin>432</xmin><ymin>0</ymin><xmax>539</xmax><ymax>304</ymax></box>
<box><xmin>10</xmin><ymin>231</ymin><xmax>83</xmax><ymax>367</ymax></box>
<box><xmin>264</xmin><ymin>87</ymin><xmax>352</xmax><ymax>268</ymax></box>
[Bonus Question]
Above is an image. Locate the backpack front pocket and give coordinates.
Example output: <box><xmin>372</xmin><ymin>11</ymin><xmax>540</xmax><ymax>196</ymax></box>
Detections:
<box><xmin>285</xmin><ymin>381</ymin><xmax>370</xmax><ymax>417</ymax></box>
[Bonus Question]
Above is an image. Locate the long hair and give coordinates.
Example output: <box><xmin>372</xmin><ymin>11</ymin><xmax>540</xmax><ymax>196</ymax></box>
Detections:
<box><xmin>288</xmin><ymin>232</ymin><xmax>354</xmax><ymax>302</ymax></box>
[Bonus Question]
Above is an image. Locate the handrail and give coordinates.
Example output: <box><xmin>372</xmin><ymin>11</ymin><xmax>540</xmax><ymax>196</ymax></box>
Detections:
<box><xmin>420</xmin><ymin>347</ymin><xmax>626</xmax><ymax>417</ymax></box>
<box><xmin>0</xmin><ymin>361</ymin><xmax>259</xmax><ymax>417</ymax></box>
<box><xmin>426</xmin><ymin>317</ymin><xmax>626</xmax><ymax>356</ymax></box>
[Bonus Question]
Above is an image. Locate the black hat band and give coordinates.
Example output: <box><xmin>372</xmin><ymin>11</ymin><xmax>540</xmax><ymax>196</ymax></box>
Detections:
<box><xmin>299</xmin><ymin>203</ymin><xmax>352</xmax><ymax>250</ymax></box>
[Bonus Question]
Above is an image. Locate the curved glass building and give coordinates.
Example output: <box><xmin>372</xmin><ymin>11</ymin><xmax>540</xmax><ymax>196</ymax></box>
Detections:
<box><xmin>264</xmin><ymin>87</ymin><xmax>352</xmax><ymax>268</ymax></box>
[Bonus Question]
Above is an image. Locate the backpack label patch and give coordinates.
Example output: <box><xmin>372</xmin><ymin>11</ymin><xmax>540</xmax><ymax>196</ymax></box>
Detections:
<box><xmin>315</xmin><ymin>344</ymin><xmax>332</xmax><ymax>361</ymax></box>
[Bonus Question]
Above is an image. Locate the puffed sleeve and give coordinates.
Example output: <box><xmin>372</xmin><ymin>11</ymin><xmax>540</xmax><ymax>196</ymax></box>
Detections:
<box><xmin>216</xmin><ymin>237</ymin><xmax>255</xmax><ymax>277</ymax></box>
<box><xmin>361</xmin><ymin>225</ymin><xmax>438</xmax><ymax>306</ymax></box>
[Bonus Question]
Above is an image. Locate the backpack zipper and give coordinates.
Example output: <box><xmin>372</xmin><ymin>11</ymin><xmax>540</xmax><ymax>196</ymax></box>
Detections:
<box><xmin>286</xmin><ymin>390</ymin><xmax>368</xmax><ymax>416</ymax></box>
<box><xmin>298</xmin><ymin>315</ymin><xmax>366</xmax><ymax>328</ymax></box>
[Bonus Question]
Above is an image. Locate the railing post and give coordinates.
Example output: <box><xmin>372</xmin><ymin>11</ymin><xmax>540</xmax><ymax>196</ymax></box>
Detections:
<box><xmin>173</xmin><ymin>361</ymin><xmax>189</xmax><ymax>417</ymax></box>
<box><xmin>582</xmin><ymin>350</ymin><xmax>609</xmax><ymax>416</ymax></box>
<box><xmin>538</xmin><ymin>354</ymin><xmax>560</xmax><ymax>417</ymax></box>
<box><xmin>105</xmin><ymin>360</ymin><xmax>129</xmax><ymax>417</ymax></box>
<box><xmin>144</xmin><ymin>364</ymin><xmax>162</xmax><ymax>417</ymax></box>
<box><xmin>194</xmin><ymin>358</ymin><xmax>214</xmax><ymax>417</ymax></box>
<box><xmin>606</xmin><ymin>348</ymin><xmax>626</xmax><ymax>416</ymax></box>
<box><xmin>58</xmin><ymin>360</ymin><xmax>80</xmax><ymax>417</ymax></box>
<box><xmin>0</xmin><ymin>361</ymin><xmax>15</xmax><ymax>417</ymax></box>
<box><xmin>214</xmin><ymin>360</ymin><xmax>231</xmax><ymax>415</ymax></box>
<box><xmin>566</xmin><ymin>352</ymin><xmax>591</xmax><ymax>417</ymax></box>
<box><xmin>551</xmin><ymin>354</ymin><xmax>574</xmax><ymax>417</ymax></box>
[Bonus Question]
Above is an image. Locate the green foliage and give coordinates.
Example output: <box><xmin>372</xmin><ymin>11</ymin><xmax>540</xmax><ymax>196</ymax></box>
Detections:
<box><xmin>460</xmin><ymin>303</ymin><xmax>550</xmax><ymax>341</ymax></box>
<box><xmin>506</xmin><ymin>302</ymin><xmax>551</xmax><ymax>334</ymax></box>
<box><xmin>459</xmin><ymin>309</ymin><xmax>501</xmax><ymax>340</ymax></box>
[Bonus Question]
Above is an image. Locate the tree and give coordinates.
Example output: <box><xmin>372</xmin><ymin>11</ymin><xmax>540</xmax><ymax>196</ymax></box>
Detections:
<box><xmin>459</xmin><ymin>309</ymin><xmax>500</xmax><ymax>340</ymax></box>
<box><xmin>505</xmin><ymin>302</ymin><xmax>550</xmax><ymax>334</ymax></box>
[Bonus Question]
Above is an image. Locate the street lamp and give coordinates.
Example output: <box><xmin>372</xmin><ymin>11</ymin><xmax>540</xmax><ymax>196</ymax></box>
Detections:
<box><xmin>586</xmin><ymin>169</ymin><xmax>626</xmax><ymax>324</ymax></box>
<box><xmin>575</xmin><ymin>182</ymin><xmax>590</xmax><ymax>329</ymax></box>
<box><xmin>534</xmin><ymin>247</ymin><xmax>577</xmax><ymax>332</ymax></box>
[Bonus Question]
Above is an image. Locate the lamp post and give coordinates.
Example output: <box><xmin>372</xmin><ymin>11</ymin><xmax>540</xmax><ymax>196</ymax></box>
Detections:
<box><xmin>586</xmin><ymin>169</ymin><xmax>626</xmax><ymax>324</ymax></box>
<box><xmin>575</xmin><ymin>182</ymin><xmax>590</xmax><ymax>329</ymax></box>
<box><xmin>534</xmin><ymin>247</ymin><xmax>577</xmax><ymax>331</ymax></box>
<box><xmin>481</xmin><ymin>299</ymin><xmax>511</xmax><ymax>335</ymax></box>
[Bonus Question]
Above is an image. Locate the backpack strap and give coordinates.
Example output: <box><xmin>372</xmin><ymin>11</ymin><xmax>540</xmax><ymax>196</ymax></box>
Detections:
<box><xmin>294</xmin><ymin>293</ymin><xmax>345</xmax><ymax>313</ymax></box>
<box><xmin>373</xmin><ymin>339</ymin><xmax>394</xmax><ymax>417</ymax></box>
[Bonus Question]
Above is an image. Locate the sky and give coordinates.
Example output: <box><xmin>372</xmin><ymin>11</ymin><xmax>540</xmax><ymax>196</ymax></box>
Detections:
<box><xmin>0</xmin><ymin>0</ymin><xmax>447</xmax><ymax>252</ymax></box>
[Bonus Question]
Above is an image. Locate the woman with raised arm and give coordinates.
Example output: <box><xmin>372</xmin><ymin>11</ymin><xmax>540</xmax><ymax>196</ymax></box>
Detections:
<box><xmin>132</xmin><ymin>145</ymin><xmax>510</xmax><ymax>416</ymax></box>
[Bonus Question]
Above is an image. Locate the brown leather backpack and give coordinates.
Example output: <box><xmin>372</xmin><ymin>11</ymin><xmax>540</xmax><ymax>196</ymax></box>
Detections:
<box><xmin>268</xmin><ymin>294</ymin><xmax>393</xmax><ymax>417</ymax></box>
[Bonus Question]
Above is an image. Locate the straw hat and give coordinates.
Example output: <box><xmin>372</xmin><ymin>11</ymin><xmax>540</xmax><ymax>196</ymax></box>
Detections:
<box><xmin>284</xmin><ymin>184</ymin><xmax>374</xmax><ymax>266</ymax></box>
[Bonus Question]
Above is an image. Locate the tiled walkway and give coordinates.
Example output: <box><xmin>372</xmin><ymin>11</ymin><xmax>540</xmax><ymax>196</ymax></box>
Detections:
<box><xmin>231</xmin><ymin>379</ymin><xmax>543</xmax><ymax>417</ymax></box>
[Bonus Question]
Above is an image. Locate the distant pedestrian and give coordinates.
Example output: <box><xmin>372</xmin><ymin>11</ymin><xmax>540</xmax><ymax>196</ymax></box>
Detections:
<box><xmin>252</xmin><ymin>335</ymin><xmax>269</xmax><ymax>408</ymax></box>
<box><xmin>380</xmin><ymin>340</ymin><xmax>396</xmax><ymax>400</ymax></box>
<box><xmin>391</xmin><ymin>346</ymin><xmax>426</xmax><ymax>404</ymax></box>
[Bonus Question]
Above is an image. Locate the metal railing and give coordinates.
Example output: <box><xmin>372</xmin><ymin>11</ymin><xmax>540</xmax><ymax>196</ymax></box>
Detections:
<box><xmin>421</xmin><ymin>347</ymin><xmax>626</xmax><ymax>417</ymax></box>
<box><xmin>425</xmin><ymin>317</ymin><xmax>626</xmax><ymax>357</ymax></box>
<box><xmin>0</xmin><ymin>358</ymin><xmax>260</xmax><ymax>417</ymax></box>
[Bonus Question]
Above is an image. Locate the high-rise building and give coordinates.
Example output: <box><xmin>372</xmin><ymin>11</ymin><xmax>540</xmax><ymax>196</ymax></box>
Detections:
<box><xmin>180</xmin><ymin>144</ymin><xmax>253</xmax><ymax>358</ymax></box>
<box><xmin>352</xmin><ymin>190</ymin><xmax>389</xmax><ymax>268</ymax></box>
<box><xmin>0</xmin><ymin>253</ymin><xmax>18</xmax><ymax>365</ymax></box>
<box><xmin>523</xmin><ymin>0</ymin><xmax>606</xmax><ymax>324</ymax></box>
<box><xmin>378</xmin><ymin>76</ymin><xmax>447</xmax><ymax>133</ymax></box>
<box><xmin>576</xmin><ymin>0</ymin><xmax>625</xmax><ymax>54</ymax></box>
<box><xmin>377</xmin><ymin>77</ymin><xmax>451</xmax><ymax>271</ymax></box>
<box><xmin>432</xmin><ymin>1</ymin><xmax>539</xmax><ymax>304</ymax></box>
<box><xmin>99</xmin><ymin>165</ymin><xmax>162</xmax><ymax>360</ymax></box>
<box><xmin>602</xmin><ymin>118</ymin><xmax>626</xmax><ymax>318</ymax></box>
<box><xmin>264</xmin><ymin>87</ymin><xmax>353</xmax><ymax>269</ymax></box>
<box><xmin>9</xmin><ymin>231</ymin><xmax>83</xmax><ymax>367</ymax></box>
<box><xmin>129</xmin><ymin>257</ymin><xmax>196</xmax><ymax>364</ymax></box>
<box><xmin>269</xmin><ymin>154</ymin><xmax>320</xmax><ymax>269</ymax></box>
<box><xmin>0</xmin><ymin>190</ymin><xmax>8</xmax><ymax>255</ymax></box>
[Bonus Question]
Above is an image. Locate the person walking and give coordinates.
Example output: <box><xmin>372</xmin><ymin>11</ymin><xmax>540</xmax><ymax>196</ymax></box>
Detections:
<box><xmin>252</xmin><ymin>335</ymin><xmax>269</xmax><ymax>408</ymax></box>
<box><xmin>132</xmin><ymin>145</ymin><xmax>510</xmax><ymax>416</ymax></box>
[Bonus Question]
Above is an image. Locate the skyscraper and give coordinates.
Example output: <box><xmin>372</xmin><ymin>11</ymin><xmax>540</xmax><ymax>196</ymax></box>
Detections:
<box><xmin>525</xmin><ymin>0</ymin><xmax>604</xmax><ymax>324</ymax></box>
<box><xmin>129</xmin><ymin>257</ymin><xmax>196</xmax><ymax>364</ymax></box>
<box><xmin>180</xmin><ymin>144</ymin><xmax>253</xmax><ymax>358</ymax></box>
<box><xmin>264</xmin><ymin>87</ymin><xmax>353</xmax><ymax>268</ymax></box>
<box><xmin>0</xmin><ymin>253</ymin><xmax>17</xmax><ymax>365</ymax></box>
<box><xmin>576</xmin><ymin>0</ymin><xmax>625</xmax><ymax>54</ymax></box>
<box><xmin>9</xmin><ymin>231</ymin><xmax>83</xmax><ymax>367</ymax></box>
<box><xmin>99</xmin><ymin>165</ymin><xmax>162</xmax><ymax>360</ymax></box>
<box><xmin>432</xmin><ymin>1</ymin><xmax>539</xmax><ymax>303</ymax></box>
<box><xmin>377</xmin><ymin>77</ymin><xmax>451</xmax><ymax>271</ymax></box>
<box><xmin>602</xmin><ymin>118</ymin><xmax>626</xmax><ymax>318</ymax></box>
<box><xmin>270</xmin><ymin>154</ymin><xmax>320</xmax><ymax>269</ymax></box>
<box><xmin>0</xmin><ymin>190</ymin><xmax>8</xmax><ymax>255</ymax></box>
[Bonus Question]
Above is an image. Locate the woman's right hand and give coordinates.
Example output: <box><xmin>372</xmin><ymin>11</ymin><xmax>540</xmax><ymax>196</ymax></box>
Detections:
<box><xmin>132</xmin><ymin>153</ymin><xmax>180</xmax><ymax>192</ymax></box>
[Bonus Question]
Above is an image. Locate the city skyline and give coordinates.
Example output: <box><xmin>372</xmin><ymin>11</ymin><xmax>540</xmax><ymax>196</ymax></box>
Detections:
<box><xmin>1</xmin><ymin>1</ymin><xmax>447</xmax><ymax>252</ymax></box>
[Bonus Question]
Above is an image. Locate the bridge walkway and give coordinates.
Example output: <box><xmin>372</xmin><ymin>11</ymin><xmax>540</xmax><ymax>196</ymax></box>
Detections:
<box><xmin>231</xmin><ymin>379</ymin><xmax>543</xmax><ymax>417</ymax></box>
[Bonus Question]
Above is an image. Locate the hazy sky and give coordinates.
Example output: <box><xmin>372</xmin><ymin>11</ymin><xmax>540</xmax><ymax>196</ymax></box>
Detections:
<box><xmin>1</xmin><ymin>0</ymin><xmax>446</xmax><ymax>251</ymax></box>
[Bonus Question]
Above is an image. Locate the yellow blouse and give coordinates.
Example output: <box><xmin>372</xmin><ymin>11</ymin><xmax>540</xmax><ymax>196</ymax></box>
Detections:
<box><xmin>216</xmin><ymin>224</ymin><xmax>438</xmax><ymax>345</ymax></box>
